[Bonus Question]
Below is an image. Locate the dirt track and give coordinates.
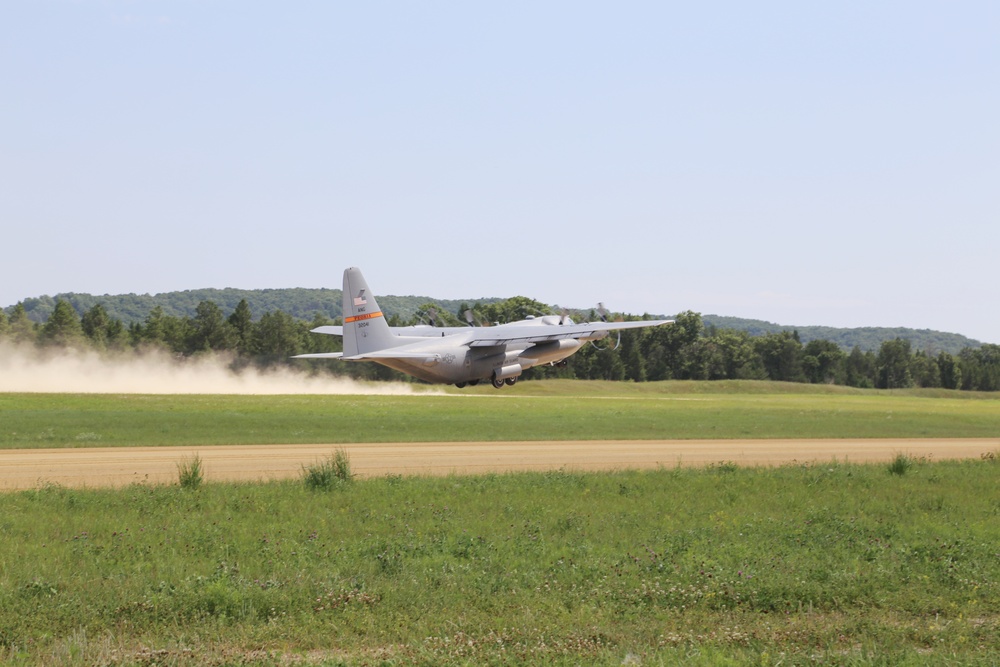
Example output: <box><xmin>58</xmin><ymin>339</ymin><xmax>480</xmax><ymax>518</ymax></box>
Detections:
<box><xmin>1</xmin><ymin>438</ymin><xmax>997</xmax><ymax>491</ymax></box>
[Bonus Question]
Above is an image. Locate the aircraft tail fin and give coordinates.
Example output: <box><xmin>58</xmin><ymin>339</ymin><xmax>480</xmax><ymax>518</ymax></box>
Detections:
<box><xmin>341</xmin><ymin>267</ymin><xmax>399</xmax><ymax>357</ymax></box>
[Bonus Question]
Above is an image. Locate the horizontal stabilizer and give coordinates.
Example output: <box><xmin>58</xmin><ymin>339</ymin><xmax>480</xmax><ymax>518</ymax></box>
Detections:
<box><xmin>310</xmin><ymin>325</ymin><xmax>344</xmax><ymax>336</ymax></box>
<box><xmin>291</xmin><ymin>352</ymin><xmax>344</xmax><ymax>359</ymax></box>
<box><xmin>352</xmin><ymin>351</ymin><xmax>442</xmax><ymax>362</ymax></box>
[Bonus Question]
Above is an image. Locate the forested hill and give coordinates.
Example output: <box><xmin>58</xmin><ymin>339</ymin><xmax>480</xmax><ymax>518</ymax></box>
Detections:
<box><xmin>701</xmin><ymin>316</ymin><xmax>982</xmax><ymax>355</ymax></box>
<box><xmin>14</xmin><ymin>289</ymin><xmax>345</xmax><ymax>324</ymax></box>
<box><xmin>5</xmin><ymin>289</ymin><xmax>982</xmax><ymax>354</ymax></box>
<box><xmin>9</xmin><ymin>289</ymin><xmax>502</xmax><ymax>329</ymax></box>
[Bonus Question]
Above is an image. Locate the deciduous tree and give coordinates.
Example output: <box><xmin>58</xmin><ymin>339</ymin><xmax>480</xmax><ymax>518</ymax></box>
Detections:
<box><xmin>875</xmin><ymin>338</ymin><xmax>913</xmax><ymax>389</ymax></box>
<box><xmin>936</xmin><ymin>352</ymin><xmax>962</xmax><ymax>390</ymax></box>
<box><xmin>910</xmin><ymin>351</ymin><xmax>941</xmax><ymax>388</ymax></box>
<box><xmin>754</xmin><ymin>331</ymin><xmax>805</xmax><ymax>382</ymax></box>
<box><xmin>802</xmin><ymin>339</ymin><xmax>846</xmax><ymax>384</ymax></box>
<box><xmin>845</xmin><ymin>347</ymin><xmax>875</xmax><ymax>388</ymax></box>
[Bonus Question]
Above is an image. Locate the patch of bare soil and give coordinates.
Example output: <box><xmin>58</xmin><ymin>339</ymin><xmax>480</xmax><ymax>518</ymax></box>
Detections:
<box><xmin>1</xmin><ymin>439</ymin><xmax>996</xmax><ymax>490</ymax></box>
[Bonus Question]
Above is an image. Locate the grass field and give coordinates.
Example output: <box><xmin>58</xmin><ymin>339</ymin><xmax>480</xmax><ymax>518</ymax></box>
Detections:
<box><xmin>1</xmin><ymin>460</ymin><xmax>998</xmax><ymax>665</ymax></box>
<box><xmin>2</xmin><ymin>380</ymin><xmax>1000</xmax><ymax>449</ymax></box>
<box><xmin>1</xmin><ymin>380</ymin><xmax>999</xmax><ymax>665</ymax></box>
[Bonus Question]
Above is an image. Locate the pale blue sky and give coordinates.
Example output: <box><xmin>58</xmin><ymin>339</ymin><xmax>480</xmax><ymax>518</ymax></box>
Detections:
<box><xmin>2</xmin><ymin>2</ymin><xmax>998</xmax><ymax>343</ymax></box>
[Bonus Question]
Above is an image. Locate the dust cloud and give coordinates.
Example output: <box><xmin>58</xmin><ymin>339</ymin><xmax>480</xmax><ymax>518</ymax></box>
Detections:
<box><xmin>0</xmin><ymin>343</ymin><xmax>427</xmax><ymax>395</ymax></box>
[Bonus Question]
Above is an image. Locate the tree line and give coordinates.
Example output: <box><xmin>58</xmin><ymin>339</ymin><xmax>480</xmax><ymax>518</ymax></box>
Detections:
<box><xmin>11</xmin><ymin>288</ymin><xmax>981</xmax><ymax>354</ymax></box>
<box><xmin>2</xmin><ymin>297</ymin><xmax>998</xmax><ymax>391</ymax></box>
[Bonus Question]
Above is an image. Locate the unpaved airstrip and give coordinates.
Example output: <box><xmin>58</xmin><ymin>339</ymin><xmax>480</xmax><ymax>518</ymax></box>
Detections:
<box><xmin>1</xmin><ymin>438</ymin><xmax>996</xmax><ymax>490</ymax></box>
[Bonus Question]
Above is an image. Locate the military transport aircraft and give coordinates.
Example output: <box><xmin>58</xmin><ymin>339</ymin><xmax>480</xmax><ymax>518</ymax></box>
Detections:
<box><xmin>293</xmin><ymin>267</ymin><xmax>673</xmax><ymax>388</ymax></box>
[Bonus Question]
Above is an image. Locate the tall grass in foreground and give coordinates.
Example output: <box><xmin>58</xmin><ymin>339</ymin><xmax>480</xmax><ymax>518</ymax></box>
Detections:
<box><xmin>301</xmin><ymin>448</ymin><xmax>353</xmax><ymax>491</ymax></box>
<box><xmin>0</xmin><ymin>458</ymin><xmax>998</xmax><ymax>665</ymax></box>
<box><xmin>176</xmin><ymin>454</ymin><xmax>203</xmax><ymax>489</ymax></box>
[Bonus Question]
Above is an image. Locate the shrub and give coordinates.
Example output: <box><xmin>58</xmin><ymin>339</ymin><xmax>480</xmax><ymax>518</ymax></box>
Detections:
<box><xmin>302</xmin><ymin>449</ymin><xmax>353</xmax><ymax>491</ymax></box>
<box><xmin>177</xmin><ymin>454</ymin><xmax>204</xmax><ymax>489</ymax></box>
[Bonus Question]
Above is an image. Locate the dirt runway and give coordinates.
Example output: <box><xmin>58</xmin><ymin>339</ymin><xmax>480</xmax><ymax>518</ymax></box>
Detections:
<box><xmin>1</xmin><ymin>438</ymin><xmax>997</xmax><ymax>491</ymax></box>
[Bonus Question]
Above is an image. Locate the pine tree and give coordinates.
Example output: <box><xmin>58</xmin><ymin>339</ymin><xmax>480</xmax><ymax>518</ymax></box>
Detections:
<box><xmin>7</xmin><ymin>303</ymin><xmax>37</xmax><ymax>345</ymax></box>
<box><xmin>39</xmin><ymin>300</ymin><xmax>85</xmax><ymax>347</ymax></box>
<box><xmin>228</xmin><ymin>299</ymin><xmax>254</xmax><ymax>356</ymax></box>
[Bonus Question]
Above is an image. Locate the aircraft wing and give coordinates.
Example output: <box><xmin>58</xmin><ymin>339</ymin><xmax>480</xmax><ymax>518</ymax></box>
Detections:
<box><xmin>466</xmin><ymin>319</ymin><xmax>673</xmax><ymax>347</ymax></box>
<box><xmin>306</xmin><ymin>319</ymin><xmax>673</xmax><ymax>350</ymax></box>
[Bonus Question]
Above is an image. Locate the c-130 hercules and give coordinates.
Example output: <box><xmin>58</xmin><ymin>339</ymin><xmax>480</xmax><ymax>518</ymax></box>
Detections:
<box><xmin>294</xmin><ymin>267</ymin><xmax>673</xmax><ymax>388</ymax></box>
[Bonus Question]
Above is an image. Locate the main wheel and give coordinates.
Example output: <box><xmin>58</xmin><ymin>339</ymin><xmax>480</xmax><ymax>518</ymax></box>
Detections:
<box><xmin>492</xmin><ymin>374</ymin><xmax>505</xmax><ymax>389</ymax></box>
<box><xmin>455</xmin><ymin>382</ymin><xmax>467</xmax><ymax>388</ymax></box>
<box><xmin>504</xmin><ymin>376</ymin><xmax>518</xmax><ymax>386</ymax></box>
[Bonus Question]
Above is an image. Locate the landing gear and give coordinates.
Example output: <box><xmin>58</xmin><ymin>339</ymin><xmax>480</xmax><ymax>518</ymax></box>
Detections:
<box><xmin>455</xmin><ymin>382</ymin><xmax>467</xmax><ymax>388</ymax></box>
<box><xmin>490</xmin><ymin>372</ymin><xmax>520</xmax><ymax>388</ymax></box>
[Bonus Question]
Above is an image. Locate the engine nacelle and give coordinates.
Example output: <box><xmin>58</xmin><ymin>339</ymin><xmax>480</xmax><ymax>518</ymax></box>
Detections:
<box><xmin>517</xmin><ymin>339</ymin><xmax>583</xmax><ymax>366</ymax></box>
<box><xmin>495</xmin><ymin>363</ymin><xmax>522</xmax><ymax>380</ymax></box>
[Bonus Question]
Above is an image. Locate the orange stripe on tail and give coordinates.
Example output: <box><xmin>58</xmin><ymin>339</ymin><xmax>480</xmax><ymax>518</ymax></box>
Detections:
<box><xmin>345</xmin><ymin>311</ymin><xmax>384</xmax><ymax>324</ymax></box>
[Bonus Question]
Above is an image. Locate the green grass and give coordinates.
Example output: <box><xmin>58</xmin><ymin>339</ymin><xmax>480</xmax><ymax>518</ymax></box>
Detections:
<box><xmin>888</xmin><ymin>452</ymin><xmax>915</xmax><ymax>476</ymax></box>
<box><xmin>2</xmin><ymin>380</ymin><xmax>999</xmax><ymax>449</ymax></box>
<box><xmin>176</xmin><ymin>454</ymin><xmax>204</xmax><ymax>490</ymax></box>
<box><xmin>0</xmin><ymin>459</ymin><xmax>998</xmax><ymax>665</ymax></box>
<box><xmin>302</xmin><ymin>448</ymin><xmax>354</xmax><ymax>491</ymax></box>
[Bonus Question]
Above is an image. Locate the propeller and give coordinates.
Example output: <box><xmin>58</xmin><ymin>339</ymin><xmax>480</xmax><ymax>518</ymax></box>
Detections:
<box><xmin>416</xmin><ymin>306</ymin><xmax>439</xmax><ymax>327</ymax></box>
<box><xmin>590</xmin><ymin>330</ymin><xmax>622</xmax><ymax>352</ymax></box>
<box><xmin>590</xmin><ymin>302</ymin><xmax>621</xmax><ymax>350</ymax></box>
<box><xmin>596</xmin><ymin>302</ymin><xmax>610</xmax><ymax>323</ymax></box>
<box><xmin>463</xmin><ymin>309</ymin><xmax>488</xmax><ymax>327</ymax></box>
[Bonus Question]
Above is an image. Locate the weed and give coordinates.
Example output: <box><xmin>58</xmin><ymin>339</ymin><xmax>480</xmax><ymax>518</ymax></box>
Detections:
<box><xmin>887</xmin><ymin>452</ymin><xmax>913</xmax><ymax>476</ymax></box>
<box><xmin>177</xmin><ymin>454</ymin><xmax>204</xmax><ymax>489</ymax></box>
<box><xmin>712</xmin><ymin>460</ymin><xmax>740</xmax><ymax>474</ymax></box>
<box><xmin>302</xmin><ymin>448</ymin><xmax>352</xmax><ymax>491</ymax></box>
